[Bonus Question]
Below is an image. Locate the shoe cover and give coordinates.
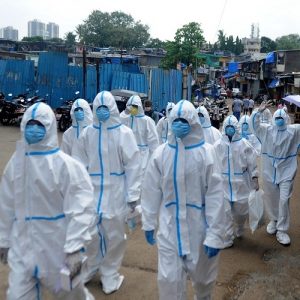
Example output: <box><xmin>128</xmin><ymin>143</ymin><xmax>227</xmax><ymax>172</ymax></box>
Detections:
<box><xmin>102</xmin><ymin>274</ymin><xmax>124</xmax><ymax>294</ymax></box>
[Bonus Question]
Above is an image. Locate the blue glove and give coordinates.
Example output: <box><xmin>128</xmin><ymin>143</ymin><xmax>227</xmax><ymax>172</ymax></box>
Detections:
<box><xmin>144</xmin><ymin>230</ymin><xmax>156</xmax><ymax>245</ymax></box>
<box><xmin>204</xmin><ymin>245</ymin><xmax>220</xmax><ymax>258</ymax></box>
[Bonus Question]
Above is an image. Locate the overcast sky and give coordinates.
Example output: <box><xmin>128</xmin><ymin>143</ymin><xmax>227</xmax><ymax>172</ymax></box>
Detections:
<box><xmin>1</xmin><ymin>0</ymin><xmax>300</xmax><ymax>43</ymax></box>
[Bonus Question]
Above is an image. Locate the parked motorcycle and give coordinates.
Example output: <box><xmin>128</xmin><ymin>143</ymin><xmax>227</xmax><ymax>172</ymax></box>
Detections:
<box><xmin>56</xmin><ymin>91</ymin><xmax>80</xmax><ymax>132</ymax></box>
<box><xmin>0</xmin><ymin>93</ymin><xmax>27</xmax><ymax>125</ymax></box>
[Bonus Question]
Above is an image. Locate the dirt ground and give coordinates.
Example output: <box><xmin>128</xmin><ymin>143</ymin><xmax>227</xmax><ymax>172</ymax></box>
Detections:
<box><xmin>1</xmin><ymin>113</ymin><xmax>300</xmax><ymax>300</ymax></box>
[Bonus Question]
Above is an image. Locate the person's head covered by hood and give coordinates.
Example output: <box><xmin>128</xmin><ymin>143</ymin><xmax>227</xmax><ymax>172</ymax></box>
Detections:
<box><xmin>168</xmin><ymin>100</ymin><xmax>204</xmax><ymax>146</ymax></box>
<box><xmin>166</xmin><ymin>102</ymin><xmax>175</xmax><ymax>118</ymax></box>
<box><xmin>239</xmin><ymin>115</ymin><xmax>251</xmax><ymax>137</ymax></box>
<box><xmin>222</xmin><ymin>115</ymin><xmax>241</xmax><ymax>142</ymax></box>
<box><xmin>125</xmin><ymin>95</ymin><xmax>144</xmax><ymax>117</ymax></box>
<box><xmin>70</xmin><ymin>98</ymin><xmax>93</xmax><ymax>128</ymax></box>
<box><xmin>272</xmin><ymin>108</ymin><xmax>289</xmax><ymax>131</ymax></box>
<box><xmin>93</xmin><ymin>91</ymin><xmax>120</xmax><ymax>127</ymax></box>
<box><xmin>21</xmin><ymin>102</ymin><xmax>58</xmax><ymax>152</ymax></box>
<box><xmin>196</xmin><ymin>106</ymin><xmax>211</xmax><ymax>128</ymax></box>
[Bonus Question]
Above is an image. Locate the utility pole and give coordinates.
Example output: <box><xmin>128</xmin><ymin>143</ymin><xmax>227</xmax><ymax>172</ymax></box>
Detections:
<box><xmin>82</xmin><ymin>44</ymin><xmax>87</xmax><ymax>99</ymax></box>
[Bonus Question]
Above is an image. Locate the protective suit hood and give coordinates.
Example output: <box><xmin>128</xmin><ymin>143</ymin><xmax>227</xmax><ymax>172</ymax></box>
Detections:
<box><xmin>168</xmin><ymin>100</ymin><xmax>204</xmax><ymax>145</ymax></box>
<box><xmin>196</xmin><ymin>106</ymin><xmax>211</xmax><ymax>127</ymax></box>
<box><xmin>21</xmin><ymin>102</ymin><xmax>58</xmax><ymax>151</ymax></box>
<box><xmin>222</xmin><ymin>115</ymin><xmax>241</xmax><ymax>141</ymax></box>
<box><xmin>272</xmin><ymin>108</ymin><xmax>288</xmax><ymax>130</ymax></box>
<box><xmin>70</xmin><ymin>98</ymin><xmax>93</xmax><ymax>127</ymax></box>
<box><xmin>166</xmin><ymin>102</ymin><xmax>175</xmax><ymax>118</ymax></box>
<box><xmin>239</xmin><ymin>115</ymin><xmax>251</xmax><ymax>135</ymax></box>
<box><xmin>126</xmin><ymin>95</ymin><xmax>145</xmax><ymax>116</ymax></box>
<box><xmin>93</xmin><ymin>91</ymin><xmax>120</xmax><ymax>127</ymax></box>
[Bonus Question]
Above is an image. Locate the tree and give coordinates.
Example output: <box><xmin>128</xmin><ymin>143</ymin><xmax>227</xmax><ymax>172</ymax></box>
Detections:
<box><xmin>161</xmin><ymin>22</ymin><xmax>205</xmax><ymax>69</ymax></box>
<box><xmin>64</xmin><ymin>32</ymin><xmax>77</xmax><ymax>47</ymax></box>
<box><xmin>47</xmin><ymin>37</ymin><xmax>64</xmax><ymax>43</ymax></box>
<box><xmin>76</xmin><ymin>10</ymin><xmax>150</xmax><ymax>48</ymax></box>
<box><xmin>213</xmin><ymin>30</ymin><xmax>243</xmax><ymax>55</ymax></box>
<box><xmin>145</xmin><ymin>38</ymin><xmax>165</xmax><ymax>49</ymax></box>
<box><xmin>234</xmin><ymin>36</ymin><xmax>244</xmax><ymax>55</ymax></box>
<box><xmin>276</xmin><ymin>34</ymin><xmax>300</xmax><ymax>50</ymax></box>
<box><xmin>260</xmin><ymin>36</ymin><xmax>277</xmax><ymax>53</ymax></box>
<box><xmin>22</xmin><ymin>36</ymin><xmax>44</xmax><ymax>42</ymax></box>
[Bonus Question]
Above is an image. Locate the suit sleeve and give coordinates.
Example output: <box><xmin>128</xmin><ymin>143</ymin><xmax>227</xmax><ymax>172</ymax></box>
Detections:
<box><xmin>71</xmin><ymin>132</ymin><xmax>89</xmax><ymax>169</ymax></box>
<box><xmin>141</xmin><ymin>147</ymin><xmax>163</xmax><ymax>231</ymax></box>
<box><xmin>0</xmin><ymin>156</ymin><xmax>16</xmax><ymax>248</ymax></box>
<box><xmin>250</xmin><ymin>111</ymin><xmax>269</xmax><ymax>143</ymax></box>
<box><xmin>147</xmin><ymin>118</ymin><xmax>159</xmax><ymax>155</ymax></box>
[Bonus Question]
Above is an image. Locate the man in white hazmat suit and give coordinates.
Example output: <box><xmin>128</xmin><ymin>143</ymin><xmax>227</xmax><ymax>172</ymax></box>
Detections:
<box><xmin>142</xmin><ymin>100</ymin><xmax>226</xmax><ymax>300</ymax></box>
<box><xmin>120</xmin><ymin>95</ymin><xmax>159</xmax><ymax>176</ymax></box>
<box><xmin>250</xmin><ymin>105</ymin><xmax>300</xmax><ymax>245</ymax></box>
<box><xmin>61</xmin><ymin>98</ymin><xmax>93</xmax><ymax>155</ymax></box>
<box><xmin>72</xmin><ymin>91</ymin><xmax>141</xmax><ymax>294</ymax></box>
<box><xmin>214</xmin><ymin>115</ymin><xmax>259</xmax><ymax>248</ymax></box>
<box><xmin>239</xmin><ymin>115</ymin><xmax>261</xmax><ymax>155</ymax></box>
<box><xmin>156</xmin><ymin>102</ymin><xmax>175</xmax><ymax>144</ymax></box>
<box><xmin>0</xmin><ymin>102</ymin><xmax>96</xmax><ymax>299</ymax></box>
<box><xmin>196</xmin><ymin>106</ymin><xmax>222</xmax><ymax>144</ymax></box>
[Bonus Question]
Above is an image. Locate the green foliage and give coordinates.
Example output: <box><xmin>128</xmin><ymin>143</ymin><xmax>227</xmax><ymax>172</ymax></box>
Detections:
<box><xmin>213</xmin><ymin>30</ymin><xmax>244</xmax><ymax>55</ymax></box>
<box><xmin>47</xmin><ymin>37</ymin><xmax>64</xmax><ymax>43</ymax></box>
<box><xmin>76</xmin><ymin>10</ymin><xmax>150</xmax><ymax>48</ymax></box>
<box><xmin>161</xmin><ymin>22</ymin><xmax>205</xmax><ymax>69</ymax></box>
<box><xmin>22</xmin><ymin>36</ymin><xmax>44</xmax><ymax>42</ymax></box>
<box><xmin>276</xmin><ymin>34</ymin><xmax>300</xmax><ymax>50</ymax></box>
<box><xmin>260</xmin><ymin>36</ymin><xmax>277</xmax><ymax>53</ymax></box>
<box><xmin>64</xmin><ymin>32</ymin><xmax>77</xmax><ymax>47</ymax></box>
<box><xmin>145</xmin><ymin>38</ymin><xmax>165</xmax><ymax>48</ymax></box>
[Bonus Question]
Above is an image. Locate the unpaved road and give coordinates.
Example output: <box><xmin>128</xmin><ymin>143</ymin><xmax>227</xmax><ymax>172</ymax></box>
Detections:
<box><xmin>1</xmin><ymin>119</ymin><xmax>300</xmax><ymax>300</ymax></box>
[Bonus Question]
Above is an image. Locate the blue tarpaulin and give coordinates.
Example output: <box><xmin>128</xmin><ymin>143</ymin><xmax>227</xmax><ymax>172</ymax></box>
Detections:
<box><xmin>266</xmin><ymin>52</ymin><xmax>275</xmax><ymax>64</ymax></box>
<box><xmin>228</xmin><ymin>62</ymin><xmax>238</xmax><ymax>73</ymax></box>
<box><xmin>223</xmin><ymin>73</ymin><xmax>235</xmax><ymax>79</ymax></box>
<box><xmin>268</xmin><ymin>78</ymin><xmax>279</xmax><ymax>88</ymax></box>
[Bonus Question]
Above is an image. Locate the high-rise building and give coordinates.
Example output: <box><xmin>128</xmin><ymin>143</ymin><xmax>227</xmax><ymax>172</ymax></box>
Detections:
<box><xmin>47</xmin><ymin>22</ymin><xmax>59</xmax><ymax>39</ymax></box>
<box><xmin>28</xmin><ymin>19</ymin><xmax>46</xmax><ymax>38</ymax></box>
<box><xmin>242</xmin><ymin>24</ymin><xmax>261</xmax><ymax>54</ymax></box>
<box><xmin>0</xmin><ymin>26</ymin><xmax>18</xmax><ymax>41</ymax></box>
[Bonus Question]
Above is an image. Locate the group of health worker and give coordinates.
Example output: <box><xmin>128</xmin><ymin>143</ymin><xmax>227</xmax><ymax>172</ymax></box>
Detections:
<box><xmin>0</xmin><ymin>91</ymin><xmax>299</xmax><ymax>300</ymax></box>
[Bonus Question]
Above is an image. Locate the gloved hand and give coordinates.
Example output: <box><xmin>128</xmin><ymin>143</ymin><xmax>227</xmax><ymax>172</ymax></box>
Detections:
<box><xmin>144</xmin><ymin>230</ymin><xmax>156</xmax><ymax>245</ymax></box>
<box><xmin>252</xmin><ymin>177</ymin><xmax>259</xmax><ymax>191</ymax></box>
<box><xmin>128</xmin><ymin>201</ymin><xmax>137</xmax><ymax>212</ymax></box>
<box><xmin>0</xmin><ymin>248</ymin><xmax>9</xmax><ymax>264</ymax></box>
<box><xmin>204</xmin><ymin>245</ymin><xmax>220</xmax><ymax>258</ymax></box>
<box><xmin>65</xmin><ymin>251</ymin><xmax>83</xmax><ymax>278</ymax></box>
<box><xmin>258</xmin><ymin>100</ymin><xmax>273</xmax><ymax>113</ymax></box>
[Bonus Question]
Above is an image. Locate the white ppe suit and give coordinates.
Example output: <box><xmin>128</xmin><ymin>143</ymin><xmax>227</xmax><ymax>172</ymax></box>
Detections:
<box><xmin>156</xmin><ymin>102</ymin><xmax>175</xmax><ymax>144</ymax></box>
<box><xmin>61</xmin><ymin>98</ymin><xmax>93</xmax><ymax>155</ymax></box>
<box><xmin>142</xmin><ymin>100</ymin><xmax>225</xmax><ymax>300</ymax></box>
<box><xmin>0</xmin><ymin>102</ymin><xmax>96</xmax><ymax>300</ymax></box>
<box><xmin>72</xmin><ymin>91</ymin><xmax>141</xmax><ymax>294</ymax></box>
<box><xmin>196</xmin><ymin>106</ymin><xmax>222</xmax><ymax>144</ymax></box>
<box><xmin>120</xmin><ymin>95</ymin><xmax>159</xmax><ymax>176</ymax></box>
<box><xmin>250</xmin><ymin>108</ymin><xmax>300</xmax><ymax>233</ymax></box>
<box><xmin>260</xmin><ymin>108</ymin><xmax>272</xmax><ymax>124</ymax></box>
<box><xmin>214</xmin><ymin>115</ymin><xmax>258</xmax><ymax>246</ymax></box>
<box><xmin>239</xmin><ymin>115</ymin><xmax>261</xmax><ymax>155</ymax></box>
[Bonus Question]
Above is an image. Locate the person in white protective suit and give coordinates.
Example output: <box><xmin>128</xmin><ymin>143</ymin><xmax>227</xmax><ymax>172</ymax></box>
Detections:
<box><xmin>156</xmin><ymin>102</ymin><xmax>175</xmax><ymax>144</ymax></box>
<box><xmin>250</xmin><ymin>104</ymin><xmax>300</xmax><ymax>245</ymax></box>
<box><xmin>260</xmin><ymin>108</ymin><xmax>272</xmax><ymax>124</ymax></box>
<box><xmin>214</xmin><ymin>115</ymin><xmax>259</xmax><ymax>248</ymax></box>
<box><xmin>142</xmin><ymin>100</ymin><xmax>226</xmax><ymax>300</ymax></box>
<box><xmin>196</xmin><ymin>106</ymin><xmax>222</xmax><ymax>144</ymax></box>
<box><xmin>61</xmin><ymin>98</ymin><xmax>93</xmax><ymax>155</ymax></box>
<box><xmin>72</xmin><ymin>91</ymin><xmax>141</xmax><ymax>294</ymax></box>
<box><xmin>0</xmin><ymin>102</ymin><xmax>96</xmax><ymax>300</ymax></box>
<box><xmin>239</xmin><ymin>114</ymin><xmax>261</xmax><ymax>155</ymax></box>
<box><xmin>120</xmin><ymin>95</ymin><xmax>159</xmax><ymax>176</ymax></box>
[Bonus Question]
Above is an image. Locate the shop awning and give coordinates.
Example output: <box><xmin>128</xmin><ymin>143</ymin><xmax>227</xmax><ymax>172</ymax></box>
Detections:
<box><xmin>268</xmin><ymin>78</ymin><xmax>280</xmax><ymax>88</ymax></box>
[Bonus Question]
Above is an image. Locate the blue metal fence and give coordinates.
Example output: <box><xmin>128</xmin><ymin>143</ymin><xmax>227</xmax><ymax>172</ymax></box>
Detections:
<box><xmin>0</xmin><ymin>52</ymin><xmax>183</xmax><ymax>110</ymax></box>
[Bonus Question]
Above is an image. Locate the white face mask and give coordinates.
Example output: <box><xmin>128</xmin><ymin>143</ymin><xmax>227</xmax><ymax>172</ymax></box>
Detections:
<box><xmin>144</xmin><ymin>107</ymin><xmax>151</xmax><ymax>112</ymax></box>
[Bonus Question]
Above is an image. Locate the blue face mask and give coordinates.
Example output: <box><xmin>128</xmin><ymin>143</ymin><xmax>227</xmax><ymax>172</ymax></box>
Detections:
<box><xmin>275</xmin><ymin>118</ymin><xmax>284</xmax><ymax>127</ymax></box>
<box><xmin>199</xmin><ymin>116</ymin><xmax>206</xmax><ymax>125</ymax></box>
<box><xmin>96</xmin><ymin>106</ymin><xmax>110</xmax><ymax>122</ymax></box>
<box><xmin>242</xmin><ymin>123</ymin><xmax>249</xmax><ymax>133</ymax></box>
<box><xmin>74</xmin><ymin>109</ymin><xmax>84</xmax><ymax>121</ymax></box>
<box><xmin>171</xmin><ymin>120</ymin><xmax>191</xmax><ymax>138</ymax></box>
<box><xmin>25</xmin><ymin>124</ymin><xmax>46</xmax><ymax>144</ymax></box>
<box><xmin>225</xmin><ymin>126</ymin><xmax>235</xmax><ymax>137</ymax></box>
